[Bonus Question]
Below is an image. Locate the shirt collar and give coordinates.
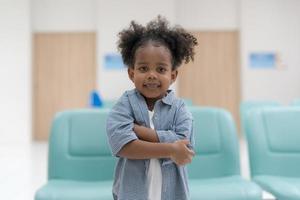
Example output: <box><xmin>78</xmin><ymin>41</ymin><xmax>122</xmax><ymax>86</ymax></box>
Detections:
<box><xmin>134</xmin><ymin>89</ymin><xmax>175</xmax><ymax>106</ymax></box>
<box><xmin>161</xmin><ymin>90</ymin><xmax>175</xmax><ymax>105</ymax></box>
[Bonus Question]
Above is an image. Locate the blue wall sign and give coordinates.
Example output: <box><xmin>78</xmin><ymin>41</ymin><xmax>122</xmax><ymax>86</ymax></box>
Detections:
<box><xmin>104</xmin><ymin>53</ymin><xmax>125</xmax><ymax>70</ymax></box>
<box><xmin>249</xmin><ymin>52</ymin><xmax>276</xmax><ymax>69</ymax></box>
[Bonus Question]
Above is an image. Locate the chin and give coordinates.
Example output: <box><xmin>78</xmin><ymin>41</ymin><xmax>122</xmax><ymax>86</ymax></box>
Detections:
<box><xmin>145</xmin><ymin>93</ymin><xmax>165</xmax><ymax>100</ymax></box>
<box><xmin>139</xmin><ymin>88</ymin><xmax>167</xmax><ymax>99</ymax></box>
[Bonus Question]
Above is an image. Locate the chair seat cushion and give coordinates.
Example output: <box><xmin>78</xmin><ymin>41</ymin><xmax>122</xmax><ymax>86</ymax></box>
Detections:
<box><xmin>35</xmin><ymin>180</ymin><xmax>113</xmax><ymax>200</ymax></box>
<box><xmin>254</xmin><ymin>175</ymin><xmax>300</xmax><ymax>200</ymax></box>
<box><xmin>189</xmin><ymin>175</ymin><xmax>261</xmax><ymax>200</ymax></box>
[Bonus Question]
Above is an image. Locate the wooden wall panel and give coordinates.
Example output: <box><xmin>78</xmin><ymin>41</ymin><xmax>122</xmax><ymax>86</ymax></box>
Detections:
<box><xmin>178</xmin><ymin>31</ymin><xmax>240</xmax><ymax>130</ymax></box>
<box><xmin>33</xmin><ymin>33</ymin><xmax>96</xmax><ymax>140</ymax></box>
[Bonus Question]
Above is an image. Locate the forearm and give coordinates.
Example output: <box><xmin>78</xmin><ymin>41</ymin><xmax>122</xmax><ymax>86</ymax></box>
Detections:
<box><xmin>134</xmin><ymin>125</ymin><xmax>190</xmax><ymax>145</ymax></box>
<box><xmin>118</xmin><ymin>139</ymin><xmax>173</xmax><ymax>159</ymax></box>
<box><xmin>134</xmin><ymin>125</ymin><xmax>159</xmax><ymax>142</ymax></box>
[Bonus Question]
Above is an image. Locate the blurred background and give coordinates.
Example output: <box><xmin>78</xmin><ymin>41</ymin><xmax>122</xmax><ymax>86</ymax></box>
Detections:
<box><xmin>1</xmin><ymin>0</ymin><xmax>300</xmax><ymax>199</ymax></box>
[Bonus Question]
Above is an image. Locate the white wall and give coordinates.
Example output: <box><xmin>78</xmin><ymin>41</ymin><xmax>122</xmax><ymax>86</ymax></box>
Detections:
<box><xmin>96</xmin><ymin>0</ymin><xmax>176</xmax><ymax>99</ymax></box>
<box><xmin>0</xmin><ymin>0</ymin><xmax>31</xmax><ymax>143</ymax></box>
<box><xmin>175</xmin><ymin>0</ymin><xmax>239</xmax><ymax>30</ymax></box>
<box><xmin>240</xmin><ymin>0</ymin><xmax>300</xmax><ymax>104</ymax></box>
<box><xmin>31</xmin><ymin>0</ymin><xmax>97</xmax><ymax>32</ymax></box>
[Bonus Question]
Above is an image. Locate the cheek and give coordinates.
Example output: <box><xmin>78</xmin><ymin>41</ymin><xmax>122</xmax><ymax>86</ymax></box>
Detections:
<box><xmin>161</xmin><ymin>76</ymin><xmax>172</xmax><ymax>85</ymax></box>
<box><xmin>133</xmin><ymin>74</ymin><xmax>145</xmax><ymax>84</ymax></box>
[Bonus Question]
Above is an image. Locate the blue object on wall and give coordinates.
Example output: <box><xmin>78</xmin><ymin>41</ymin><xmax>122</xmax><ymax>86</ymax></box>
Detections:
<box><xmin>90</xmin><ymin>90</ymin><xmax>103</xmax><ymax>108</ymax></box>
<box><xmin>104</xmin><ymin>53</ymin><xmax>124</xmax><ymax>70</ymax></box>
<box><xmin>249</xmin><ymin>52</ymin><xmax>276</xmax><ymax>69</ymax></box>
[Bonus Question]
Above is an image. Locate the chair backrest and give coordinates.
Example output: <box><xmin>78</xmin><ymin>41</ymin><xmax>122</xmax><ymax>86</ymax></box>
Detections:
<box><xmin>102</xmin><ymin>99</ymin><xmax>117</xmax><ymax>109</ymax></box>
<box><xmin>291</xmin><ymin>99</ymin><xmax>300</xmax><ymax>106</ymax></box>
<box><xmin>245</xmin><ymin>107</ymin><xmax>300</xmax><ymax>177</ymax></box>
<box><xmin>240</xmin><ymin>101</ymin><xmax>280</xmax><ymax>136</ymax></box>
<box><xmin>48</xmin><ymin>109</ymin><xmax>116</xmax><ymax>181</ymax></box>
<box><xmin>187</xmin><ymin>106</ymin><xmax>240</xmax><ymax>179</ymax></box>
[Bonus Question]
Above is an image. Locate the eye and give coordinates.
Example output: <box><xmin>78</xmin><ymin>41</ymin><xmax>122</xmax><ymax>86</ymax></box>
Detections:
<box><xmin>157</xmin><ymin>66</ymin><xmax>167</xmax><ymax>73</ymax></box>
<box><xmin>138</xmin><ymin>66</ymin><xmax>148</xmax><ymax>72</ymax></box>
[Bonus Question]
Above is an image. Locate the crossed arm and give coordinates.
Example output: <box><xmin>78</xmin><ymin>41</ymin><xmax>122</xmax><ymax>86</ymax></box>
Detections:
<box><xmin>117</xmin><ymin>118</ymin><xmax>194</xmax><ymax>166</ymax></box>
<box><xmin>118</xmin><ymin>124</ymin><xmax>194</xmax><ymax>166</ymax></box>
<box><xmin>106</xmin><ymin>97</ymin><xmax>194</xmax><ymax>165</ymax></box>
<box><xmin>133</xmin><ymin>124</ymin><xmax>159</xmax><ymax>142</ymax></box>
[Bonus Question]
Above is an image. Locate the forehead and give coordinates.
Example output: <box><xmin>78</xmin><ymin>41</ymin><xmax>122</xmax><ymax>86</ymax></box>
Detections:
<box><xmin>134</xmin><ymin>42</ymin><xmax>172</xmax><ymax>63</ymax></box>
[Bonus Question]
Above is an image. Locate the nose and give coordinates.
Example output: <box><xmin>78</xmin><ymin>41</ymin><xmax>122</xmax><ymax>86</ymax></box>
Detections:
<box><xmin>147</xmin><ymin>70</ymin><xmax>157</xmax><ymax>80</ymax></box>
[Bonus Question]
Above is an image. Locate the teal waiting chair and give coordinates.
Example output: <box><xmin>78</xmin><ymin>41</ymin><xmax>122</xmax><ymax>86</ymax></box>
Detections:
<box><xmin>35</xmin><ymin>109</ymin><xmax>115</xmax><ymax>200</ymax></box>
<box><xmin>187</xmin><ymin>106</ymin><xmax>262</xmax><ymax>200</ymax></box>
<box><xmin>240</xmin><ymin>101</ymin><xmax>280</xmax><ymax>136</ymax></box>
<box><xmin>102</xmin><ymin>99</ymin><xmax>117</xmax><ymax>109</ymax></box>
<box><xmin>245</xmin><ymin>107</ymin><xmax>300</xmax><ymax>200</ymax></box>
<box><xmin>291</xmin><ymin>99</ymin><xmax>300</xmax><ymax>106</ymax></box>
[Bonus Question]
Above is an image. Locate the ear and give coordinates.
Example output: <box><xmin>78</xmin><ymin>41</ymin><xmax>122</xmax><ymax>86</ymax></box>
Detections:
<box><xmin>171</xmin><ymin>69</ymin><xmax>178</xmax><ymax>84</ymax></box>
<box><xmin>128</xmin><ymin>67</ymin><xmax>134</xmax><ymax>82</ymax></box>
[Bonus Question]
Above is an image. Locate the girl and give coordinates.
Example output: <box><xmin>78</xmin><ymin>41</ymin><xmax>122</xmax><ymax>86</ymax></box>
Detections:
<box><xmin>106</xmin><ymin>16</ymin><xmax>197</xmax><ymax>200</ymax></box>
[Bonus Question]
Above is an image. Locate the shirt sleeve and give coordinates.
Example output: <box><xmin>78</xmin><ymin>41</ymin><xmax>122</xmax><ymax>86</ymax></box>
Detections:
<box><xmin>106</xmin><ymin>93</ymin><xmax>138</xmax><ymax>156</ymax></box>
<box><xmin>156</xmin><ymin>102</ymin><xmax>194</xmax><ymax>149</ymax></box>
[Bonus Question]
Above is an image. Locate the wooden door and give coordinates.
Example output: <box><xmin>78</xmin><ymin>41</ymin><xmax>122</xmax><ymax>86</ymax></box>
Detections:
<box><xmin>33</xmin><ymin>32</ymin><xmax>96</xmax><ymax>140</ymax></box>
<box><xmin>178</xmin><ymin>31</ymin><xmax>240</xmax><ymax>129</ymax></box>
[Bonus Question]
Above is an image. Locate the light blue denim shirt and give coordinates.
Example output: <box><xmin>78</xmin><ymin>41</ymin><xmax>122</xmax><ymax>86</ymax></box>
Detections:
<box><xmin>106</xmin><ymin>89</ymin><xmax>194</xmax><ymax>200</ymax></box>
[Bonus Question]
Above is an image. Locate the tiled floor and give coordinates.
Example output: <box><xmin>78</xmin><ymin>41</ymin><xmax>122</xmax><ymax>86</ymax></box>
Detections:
<box><xmin>1</xmin><ymin>140</ymin><xmax>274</xmax><ymax>200</ymax></box>
<box><xmin>1</xmin><ymin>142</ymin><xmax>47</xmax><ymax>200</ymax></box>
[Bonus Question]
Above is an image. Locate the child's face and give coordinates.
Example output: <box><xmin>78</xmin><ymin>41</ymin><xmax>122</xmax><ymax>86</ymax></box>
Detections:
<box><xmin>128</xmin><ymin>42</ymin><xmax>178</xmax><ymax>101</ymax></box>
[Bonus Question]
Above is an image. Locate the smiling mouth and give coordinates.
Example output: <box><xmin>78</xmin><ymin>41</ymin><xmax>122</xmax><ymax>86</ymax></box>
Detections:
<box><xmin>143</xmin><ymin>83</ymin><xmax>161</xmax><ymax>89</ymax></box>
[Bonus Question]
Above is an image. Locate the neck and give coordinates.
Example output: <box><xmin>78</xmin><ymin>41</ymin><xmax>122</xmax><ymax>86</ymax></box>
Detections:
<box><xmin>138</xmin><ymin>90</ymin><xmax>169</xmax><ymax>111</ymax></box>
<box><xmin>145</xmin><ymin>98</ymin><xmax>156</xmax><ymax>111</ymax></box>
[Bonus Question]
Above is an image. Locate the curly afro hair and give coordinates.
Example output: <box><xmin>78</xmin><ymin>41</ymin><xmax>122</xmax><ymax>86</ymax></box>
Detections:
<box><xmin>117</xmin><ymin>16</ymin><xmax>198</xmax><ymax>70</ymax></box>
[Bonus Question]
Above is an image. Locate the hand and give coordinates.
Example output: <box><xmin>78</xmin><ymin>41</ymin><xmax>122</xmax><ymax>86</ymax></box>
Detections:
<box><xmin>170</xmin><ymin>140</ymin><xmax>195</xmax><ymax>166</ymax></box>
